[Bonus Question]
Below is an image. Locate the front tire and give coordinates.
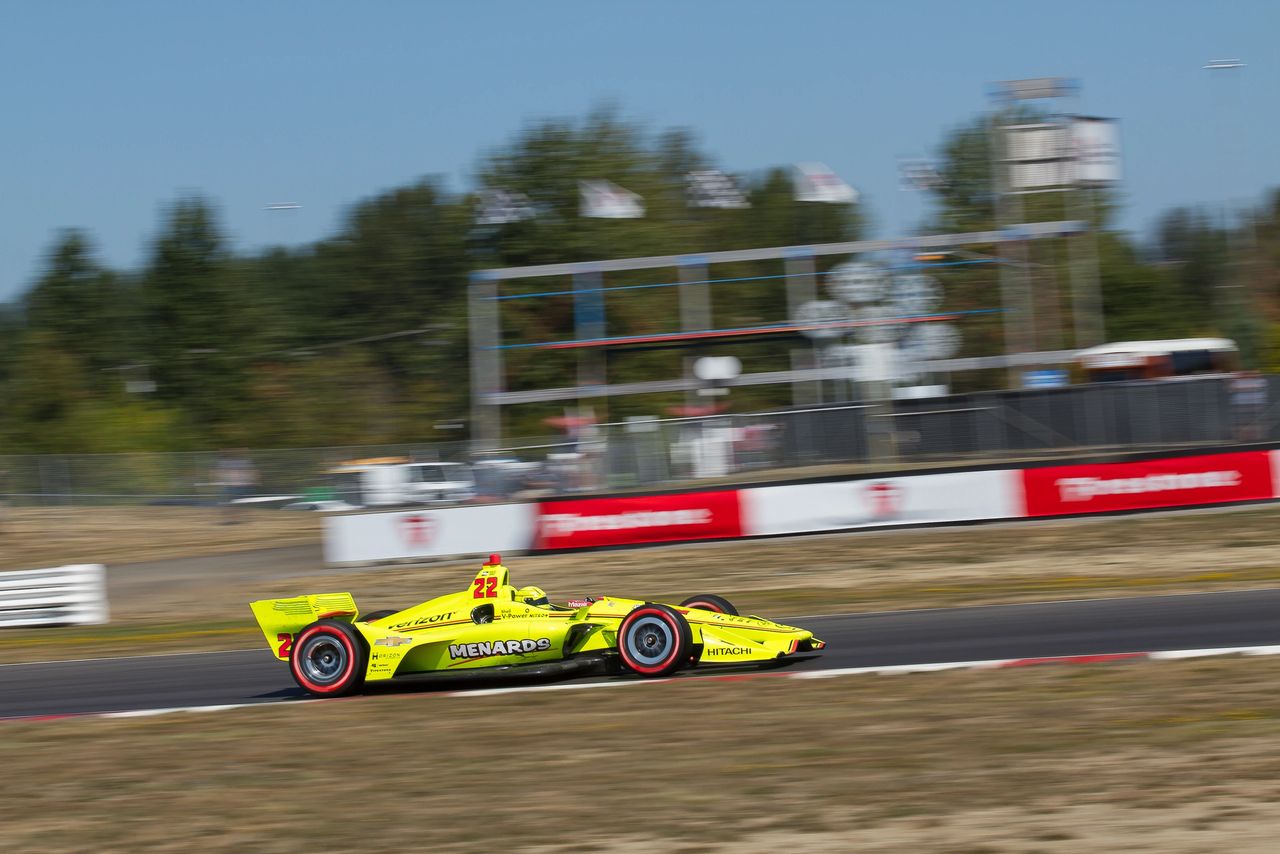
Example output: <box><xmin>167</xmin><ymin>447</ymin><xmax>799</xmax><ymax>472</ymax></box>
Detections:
<box><xmin>618</xmin><ymin>604</ymin><xmax>692</xmax><ymax>677</ymax></box>
<box><xmin>289</xmin><ymin>619</ymin><xmax>367</xmax><ymax>697</ymax></box>
<box><xmin>679</xmin><ymin>594</ymin><xmax>739</xmax><ymax>616</ymax></box>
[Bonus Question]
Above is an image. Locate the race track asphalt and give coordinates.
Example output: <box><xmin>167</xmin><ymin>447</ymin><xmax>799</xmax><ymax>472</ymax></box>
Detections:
<box><xmin>4</xmin><ymin>588</ymin><xmax>1279</xmax><ymax>718</ymax></box>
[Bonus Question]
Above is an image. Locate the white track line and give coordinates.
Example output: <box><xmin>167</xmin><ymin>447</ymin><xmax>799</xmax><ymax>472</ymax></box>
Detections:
<box><xmin>7</xmin><ymin>644</ymin><xmax>1280</xmax><ymax>724</ymax></box>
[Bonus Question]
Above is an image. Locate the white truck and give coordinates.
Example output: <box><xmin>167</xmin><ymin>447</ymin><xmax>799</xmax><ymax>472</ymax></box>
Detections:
<box><xmin>329</xmin><ymin>458</ymin><xmax>476</xmax><ymax>508</ymax></box>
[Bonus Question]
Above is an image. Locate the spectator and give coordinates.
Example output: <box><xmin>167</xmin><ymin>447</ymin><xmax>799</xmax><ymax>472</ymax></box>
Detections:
<box><xmin>213</xmin><ymin>450</ymin><xmax>258</xmax><ymax>524</ymax></box>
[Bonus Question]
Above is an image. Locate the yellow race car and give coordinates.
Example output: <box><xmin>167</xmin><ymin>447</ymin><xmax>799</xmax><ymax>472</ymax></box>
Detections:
<box><xmin>251</xmin><ymin>554</ymin><xmax>825</xmax><ymax>697</ymax></box>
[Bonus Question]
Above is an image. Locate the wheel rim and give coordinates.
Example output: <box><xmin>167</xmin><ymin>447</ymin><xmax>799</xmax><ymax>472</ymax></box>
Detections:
<box><xmin>625</xmin><ymin>615</ymin><xmax>675</xmax><ymax>667</ymax></box>
<box><xmin>299</xmin><ymin>635</ymin><xmax>348</xmax><ymax>685</ymax></box>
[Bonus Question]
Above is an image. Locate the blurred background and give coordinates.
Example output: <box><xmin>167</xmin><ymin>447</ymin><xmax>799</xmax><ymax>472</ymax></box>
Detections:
<box><xmin>1</xmin><ymin>0</ymin><xmax>1277</xmax><ymax>508</ymax></box>
<box><xmin>8</xmin><ymin>6</ymin><xmax>1280</xmax><ymax>852</ymax></box>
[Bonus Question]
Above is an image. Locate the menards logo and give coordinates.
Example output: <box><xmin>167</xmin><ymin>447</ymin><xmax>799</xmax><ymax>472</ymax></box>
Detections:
<box><xmin>1055</xmin><ymin>470</ymin><xmax>1241</xmax><ymax>502</ymax></box>
<box><xmin>448</xmin><ymin>638</ymin><xmax>551</xmax><ymax>659</ymax></box>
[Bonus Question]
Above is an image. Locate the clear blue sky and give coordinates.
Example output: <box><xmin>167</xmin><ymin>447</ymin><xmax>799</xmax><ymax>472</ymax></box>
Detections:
<box><xmin>2</xmin><ymin>0</ymin><xmax>1276</xmax><ymax>301</ymax></box>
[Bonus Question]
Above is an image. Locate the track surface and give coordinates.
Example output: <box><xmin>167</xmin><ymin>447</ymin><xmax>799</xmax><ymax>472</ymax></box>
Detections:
<box><xmin>4</xmin><ymin>588</ymin><xmax>1280</xmax><ymax>718</ymax></box>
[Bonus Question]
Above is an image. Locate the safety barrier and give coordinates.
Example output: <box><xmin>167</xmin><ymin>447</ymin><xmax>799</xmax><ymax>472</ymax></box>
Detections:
<box><xmin>323</xmin><ymin>447</ymin><xmax>1280</xmax><ymax>563</ymax></box>
<box><xmin>324</xmin><ymin>503</ymin><xmax>536</xmax><ymax>565</ymax></box>
<box><xmin>0</xmin><ymin>564</ymin><xmax>109</xmax><ymax>628</ymax></box>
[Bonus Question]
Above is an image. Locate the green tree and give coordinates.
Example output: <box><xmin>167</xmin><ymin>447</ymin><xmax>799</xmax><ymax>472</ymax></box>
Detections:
<box><xmin>22</xmin><ymin>231</ymin><xmax>131</xmax><ymax>374</ymax></box>
<box><xmin>139</xmin><ymin>195</ymin><xmax>245</xmax><ymax>437</ymax></box>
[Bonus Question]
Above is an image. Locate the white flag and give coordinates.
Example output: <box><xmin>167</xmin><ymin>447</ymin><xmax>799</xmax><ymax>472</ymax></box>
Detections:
<box><xmin>579</xmin><ymin>180</ymin><xmax>645</xmax><ymax>218</ymax></box>
<box><xmin>474</xmin><ymin>188</ymin><xmax>537</xmax><ymax>225</ymax></box>
<box><xmin>793</xmin><ymin>162</ymin><xmax>858</xmax><ymax>204</ymax></box>
<box><xmin>686</xmin><ymin>170</ymin><xmax>750</xmax><ymax>209</ymax></box>
<box><xmin>898</xmin><ymin>158</ymin><xmax>946</xmax><ymax>191</ymax></box>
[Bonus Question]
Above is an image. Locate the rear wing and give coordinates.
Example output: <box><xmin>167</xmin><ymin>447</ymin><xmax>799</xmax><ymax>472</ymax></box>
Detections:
<box><xmin>250</xmin><ymin>593</ymin><xmax>359</xmax><ymax>660</ymax></box>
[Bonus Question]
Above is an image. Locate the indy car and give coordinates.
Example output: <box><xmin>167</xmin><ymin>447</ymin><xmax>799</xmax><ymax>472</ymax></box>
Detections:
<box><xmin>250</xmin><ymin>554</ymin><xmax>825</xmax><ymax>697</ymax></box>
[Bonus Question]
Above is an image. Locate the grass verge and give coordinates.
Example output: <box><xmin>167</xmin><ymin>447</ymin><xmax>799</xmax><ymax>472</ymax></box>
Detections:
<box><xmin>3</xmin><ymin>656</ymin><xmax>1280</xmax><ymax>852</ymax></box>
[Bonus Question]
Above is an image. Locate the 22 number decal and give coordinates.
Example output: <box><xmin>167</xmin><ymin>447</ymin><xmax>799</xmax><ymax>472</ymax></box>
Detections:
<box><xmin>276</xmin><ymin>632</ymin><xmax>293</xmax><ymax>659</ymax></box>
<box><xmin>472</xmin><ymin>577</ymin><xmax>498</xmax><ymax>599</ymax></box>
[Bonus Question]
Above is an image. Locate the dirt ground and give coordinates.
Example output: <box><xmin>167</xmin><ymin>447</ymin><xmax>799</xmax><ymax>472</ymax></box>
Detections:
<box><xmin>3</xmin><ymin>656</ymin><xmax>1280</xmax><ymax>852</ymax></box>
<box><xmin>5</xmin><ymin>503</ymin><xmax>1280</xmax><ymax>662</ymax></box>
<box><xmin>0</xmin><ymin>506</ymin><xmax>321</xmax><ymax>570</ymax></box>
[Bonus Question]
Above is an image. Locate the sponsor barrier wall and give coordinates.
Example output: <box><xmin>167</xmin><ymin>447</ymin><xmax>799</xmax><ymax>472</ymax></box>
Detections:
<box><xmin>0</xmin><ymin>564</ymin><xmax>108</xmax><ymax>628</ymax></box>
<box><xmin>322</xmin><ymin>449</ymin><xmax>1280</xmax><ymax>563</ymax></box>
<box><xmin>323</xmin><ymin>503</ymin><xmax>536</xmax><ymax>564</ymax></box>
<box><xmin>1022</xmin><ymin>450</ymin><xmax>1275</xmax><ymax>517</ymax></box>
<box><xmin>534</xmin><ymin>490</ymin><xmax>742</xmax><ymax>551</ymax></box>
<box><xmin>742</xmin><ymin>470</ymin><xmax>1020</xmax><ymax>536</ymax></box>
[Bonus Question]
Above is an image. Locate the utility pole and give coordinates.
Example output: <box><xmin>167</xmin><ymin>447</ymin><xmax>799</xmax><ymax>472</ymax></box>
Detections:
<box><xmin>1204</xmin><ymin>59</ymin><xmax>1252</xmax><ymax>358</ymax></box>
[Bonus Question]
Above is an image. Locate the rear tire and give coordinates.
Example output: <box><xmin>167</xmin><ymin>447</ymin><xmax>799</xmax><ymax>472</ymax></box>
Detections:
<box><xmin>679</xmin><ymin>594</ymin><xmax>739</xmax><ymax>616</ymax></box>
<box><xmin>618</xmin><ymin>604</ymin><xmax>692</xmax><ymax>677</ymax></box>
<box><xmin>289</xmin><ymin>619</ymin><xmax>367</xmax><ymax>697</ymax></box>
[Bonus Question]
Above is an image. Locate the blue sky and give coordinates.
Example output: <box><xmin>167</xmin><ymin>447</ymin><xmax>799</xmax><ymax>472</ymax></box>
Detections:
<box><xmin>2</xmin><ymin>0</ymin><xmax>1276</xmax><ymax>301</ymax></box>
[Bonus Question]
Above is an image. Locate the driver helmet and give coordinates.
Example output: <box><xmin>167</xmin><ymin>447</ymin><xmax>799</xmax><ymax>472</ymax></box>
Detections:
<box><xmin>514</xmin><ymin>585</ymin><xmax>550</xmax><ymax>607</ymax></box>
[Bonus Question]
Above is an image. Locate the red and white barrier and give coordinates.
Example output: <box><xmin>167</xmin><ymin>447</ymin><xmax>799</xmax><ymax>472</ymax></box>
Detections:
<box><xmin>323</xmin><ymin>503</ymin><xmax>536</xmax><ymax>564</ymax></box>
<box><xmin>1021</xmin><ymin>450</ymin><xmax>1275</xmax><ymax>517</ymax></box>
<box><xmin>322</xmin><ymin>449</ymin><xmax>1280</xmax><ymax>563</ymax></box>
<box><xmin>534</xmin><ymin>490</ymin><xmax>742</xmax><ymax>550</ymax></box>
<box><xmin>741</xmin><ymin>470</ymin><xmax>1020</xmax><ymax>536</ymax></box>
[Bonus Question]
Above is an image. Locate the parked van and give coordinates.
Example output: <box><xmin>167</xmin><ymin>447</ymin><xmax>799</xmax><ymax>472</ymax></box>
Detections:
<box><xmin>329</xmin><ymin>458</ymin><xmax>476</xmax><ymax>508</ymax></box>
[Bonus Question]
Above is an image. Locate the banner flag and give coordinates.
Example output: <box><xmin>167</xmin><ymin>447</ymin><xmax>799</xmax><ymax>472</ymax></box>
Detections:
<box><xmin>686</xmin><ymin>170</ymin><xmax>750</xmax><ymax>209</ymax></box>
<box><xmin>579</xmin><ymin>180</ymin><xmax>645</xmax><ymax>218</ymax></box>
<box><xmin>793</xmin><ymin>162</ymin><xmax>858</xmax><ymax>203</ymax></box>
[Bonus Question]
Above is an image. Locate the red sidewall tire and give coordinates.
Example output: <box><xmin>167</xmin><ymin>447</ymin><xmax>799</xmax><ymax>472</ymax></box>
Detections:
<box><xmin>289</xmin><ymin>621</ymin><xmax>366</xmax><ymax>697</ymax></box>
<box><xmin>678</xmin><ymin>594</ymin><xmax>739</xmax><ymax>616</ymax></box>
<box><xmin>618</xmin><ymin>604</ymin><xmax>692</xmax><ymax>677</ymax></box>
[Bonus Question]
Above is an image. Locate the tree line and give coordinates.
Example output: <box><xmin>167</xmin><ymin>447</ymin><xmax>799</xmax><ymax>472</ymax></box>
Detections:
<box><xmin>1</xmin><ymin>107</ymin><xmax>1276</xmax><ymax>454</ymax></box>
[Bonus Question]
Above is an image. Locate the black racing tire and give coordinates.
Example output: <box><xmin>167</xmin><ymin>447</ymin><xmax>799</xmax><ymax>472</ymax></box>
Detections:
<box><xmin>361</xmin><ymin>609</ymin><xmax>401</xmax><ymax>624</ymax></box>
<box><xmin>618</xmin><ymin>604</ymin><xmax>692</xmax><ymax>678</ymax></box>
<box><xmin>289</xmin><ymin>619</ymin><xmax>367</xmax><ymax>697</ymax></box>
<box><xmin>679</xmin><ymin>594</ymin><xmax>739</xmax><ymax>616</ymax></box>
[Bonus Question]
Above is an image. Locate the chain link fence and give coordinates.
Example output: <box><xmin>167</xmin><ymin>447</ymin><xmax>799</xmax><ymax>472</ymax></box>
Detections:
<box><xmin>2</xmin><ymin>376</ymin><xmax>1277</xmax><ymax>506</ymax></box>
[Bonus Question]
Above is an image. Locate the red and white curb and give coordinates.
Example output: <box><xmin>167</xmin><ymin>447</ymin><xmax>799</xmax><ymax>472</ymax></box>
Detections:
<box><xmin>5</xmin><ymin>644</ymin><xmax>1280</xmax><ymax>724</ymax></box>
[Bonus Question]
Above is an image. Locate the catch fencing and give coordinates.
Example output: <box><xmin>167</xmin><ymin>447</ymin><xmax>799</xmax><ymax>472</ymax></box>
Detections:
<box><xmin>0</xmin><ymin>564</ymin><xmax>109</xmax><ymax>628</ymax></box>
<box><xmin>561</xmin><ymin>374</ymin><xmax>1273</xmax><ymax>487</ymax></box>
<box><xmin>1</xmin><ymin>375</ymin><xmax>1278</xmax><ymax>506</ymax></box>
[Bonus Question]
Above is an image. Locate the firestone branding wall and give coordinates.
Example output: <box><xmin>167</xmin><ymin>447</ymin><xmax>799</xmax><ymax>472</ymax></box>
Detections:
<box><xmin>1021</xmin><ymin>451</ymin><xmax>1275</xmax><ymax>517</ymax></box>
<box><xmin>323</xmin><ymin>450</ymin><xmax>1280</xmax><ymax>563</ymax></box>
<box><xmin>534</xmin><ymin>490</ymin><xmax>743</xmax><ymax>550</ymax></box>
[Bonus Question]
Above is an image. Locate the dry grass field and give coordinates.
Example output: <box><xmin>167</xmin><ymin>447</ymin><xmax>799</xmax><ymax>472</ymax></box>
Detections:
<box><xmin>5</xmin><ymin>505</ymin><xmax>1280</xmax><ymax>851</ymax></box>
<box><xmin>3</xmin><ymin>656</ymin><xmax>1279</xmax><ymax>852</ymax></box>
<box><xmin>1</xmin><ymin>506</ymin><xmax>322</xmax><ymax>569</ymax></box>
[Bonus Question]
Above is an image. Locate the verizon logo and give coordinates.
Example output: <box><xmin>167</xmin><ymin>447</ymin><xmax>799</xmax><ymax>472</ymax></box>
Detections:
<box><xmin>1056</xmin><ymin>470</ymin><xmax>1241</xmax><ymax>502</ymax></box>
<box><xmin>542</xmin><ymin>509</ymin><xmax>712</xmax><ymax>536</ymax></box>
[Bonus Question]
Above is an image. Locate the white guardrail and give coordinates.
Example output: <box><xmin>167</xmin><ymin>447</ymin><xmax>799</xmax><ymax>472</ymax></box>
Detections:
<box><xmin>0</xmin><ymin>564</ymin><xmax>109</xmax><ymax>628</ymax></box>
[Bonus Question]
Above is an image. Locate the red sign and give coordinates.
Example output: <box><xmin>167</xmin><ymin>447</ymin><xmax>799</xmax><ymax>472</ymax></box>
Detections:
<box><xmin>535</xmin><ymin>491</ymin><xmax>743</xmax><ymax>550</ymax></box>
<box><xmin>864</xmin><ymin>481</ymin><xmax>904</xmax><ymax>521</ymax></box>
<box><xmin>1022</xmin><ymin>451</ymin><xmax>1274</xmax><ymax>517</ymax></box>
<box><xmin>399</xmin><ymin>513</ymin><xmax>436</xmax><ymax>547</ymax></box>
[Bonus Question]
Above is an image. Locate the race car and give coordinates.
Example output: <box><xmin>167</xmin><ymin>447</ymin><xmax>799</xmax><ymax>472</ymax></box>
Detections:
<box><xmin>250</xmin><ymin>554</ymin><xmax>824</xmax><ymax>697</ymax></box>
